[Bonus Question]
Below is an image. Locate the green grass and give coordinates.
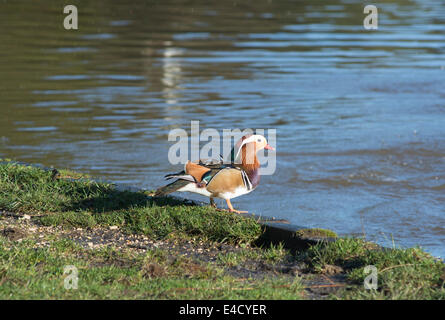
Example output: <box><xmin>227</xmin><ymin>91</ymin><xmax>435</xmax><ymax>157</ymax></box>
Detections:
<box><xmin>217</xmin><ymin>243</ymin><xmax>288</xmax><ymax>267</ymax></box>
<box><xmin>0</xmin><ymin>237</ymin><xmax>303</xmax><ymax>299</ymax></box>
<box><xmin>1</xmin><ymin>161</ymin><xmax>444</xmax><ymax>300</ymax></box>
<box><xmin>0</xmin><ymin>162</ymin><xmax>261</xmax><ymax>245</ymax></box>
<box><xmin>0</xmin><ymin>161</ymin><xmax>303</xmax><ymax>299</ymax></box>
<box><xmin>302</xmin><ymin>238</ymin><xmax>445</xmax><ymax>299</ymax></box>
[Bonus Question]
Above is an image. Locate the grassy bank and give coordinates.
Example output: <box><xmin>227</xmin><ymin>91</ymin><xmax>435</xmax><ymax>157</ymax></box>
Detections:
<box><xmin>0</xmin><ymin>162</ymin><xmax>261</xmax><ymax>244</ymax></box>
<box><xmin>0</xmin><ymin>161</ymin><xmax>444</xmax><ymax>299</ymax></box>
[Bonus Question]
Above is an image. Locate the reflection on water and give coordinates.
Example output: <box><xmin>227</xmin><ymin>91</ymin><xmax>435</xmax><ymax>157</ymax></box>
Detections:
<box><xmin>1</xmin><ymin>0</ymin><xmax>445</xmax><ymax>257</ymax></box>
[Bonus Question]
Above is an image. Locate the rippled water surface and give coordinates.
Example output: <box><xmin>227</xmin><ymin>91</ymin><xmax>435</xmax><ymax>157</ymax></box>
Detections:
<box><xmin>1</xmin><ymin>0</ymin><xmax>445</xmax><ymax>257</ymax></box>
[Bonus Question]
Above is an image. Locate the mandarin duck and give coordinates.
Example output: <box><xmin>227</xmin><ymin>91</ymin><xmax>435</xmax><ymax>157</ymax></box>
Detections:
<box><xmin>154</xmin><ymin>134</ymin><xmax>274</xmax><ymax>213</ymax></box>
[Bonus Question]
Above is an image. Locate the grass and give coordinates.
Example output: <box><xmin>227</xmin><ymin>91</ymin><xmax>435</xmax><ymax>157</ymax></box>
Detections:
<box><xmin>217</xmin><ymin>243</ymin><xmax>288</xmax><ymax>267</ymax></box>
<box><xmin>301</xmin><ymin>238</ymin><xmax>445</xmax><ymax>299</ymax></box>
<box><xmin>0</xmin><ymin>161</ymin><xmax>302</xmax><ymax>299</ymax></box>
<box><xmin>0</xmin><ymin>162</ymin><xmax>261</xmax><ymax>245</ymax></box>
<box><xmin>0</xmin><ymin>161</ymin><xmax>444</xmax><ymax>300</ymax></box>
<box><xmin>0</xmin><ymin>237</ymin><xmax>303</xmax><ymax>299</ymax></box>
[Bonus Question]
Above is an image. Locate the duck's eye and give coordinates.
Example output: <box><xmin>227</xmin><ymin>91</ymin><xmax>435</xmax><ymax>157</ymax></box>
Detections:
<box><xmin>257</xmin><ymin>139</ymin><xmax>262</xmax><ymax>143</ymax></box>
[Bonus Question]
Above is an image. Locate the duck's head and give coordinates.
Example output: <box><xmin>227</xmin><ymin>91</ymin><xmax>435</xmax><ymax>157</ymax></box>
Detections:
<box><xmin>247</xmin><ymin>134</ymin><xmax>274</xmax><ymax>152</ymax></box>
<box><xmin>230</xmin><ymin>134</ymin><xmax>274</xmax><ymax>165</ymax></box>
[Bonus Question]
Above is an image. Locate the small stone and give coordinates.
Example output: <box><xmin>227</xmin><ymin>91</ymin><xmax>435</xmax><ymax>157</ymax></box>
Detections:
<box><xmin>109</xmin><ymin>226</ymin><xmax>118</xmax><ymax>230</ymax></box>
<box><xmin>322</xmin><ymin>264</ymin><xmax>344</xmax><ymax>275</ymax></box>
<box><xmin>87</xmin><ymin>242</ymin><xmax>93</xmax><ymax>248</ymax></box>
<box><xmin>23</xmin><ymin>215</ymin><xmax>31</xmax><ymax>220</ymax></box>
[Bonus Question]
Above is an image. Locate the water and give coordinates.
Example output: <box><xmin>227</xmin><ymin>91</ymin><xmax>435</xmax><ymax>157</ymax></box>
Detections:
<box><xmin>1</xmin><ymin>0</ymin><xmax>444</xmax><ymax>257</ymax></box>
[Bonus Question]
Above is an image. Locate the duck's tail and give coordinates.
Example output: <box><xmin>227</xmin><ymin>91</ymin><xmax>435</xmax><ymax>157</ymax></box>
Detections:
<box><xmin>154</xmin><ymin>172</ymin><xmax>195</xmax><ymax>197</ymax></box>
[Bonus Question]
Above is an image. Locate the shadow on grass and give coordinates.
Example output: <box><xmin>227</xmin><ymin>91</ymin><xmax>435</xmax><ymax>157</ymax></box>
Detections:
<box><xmin>62</xmin><ymin>182</ymin><xmax>196</xmax><ymax>213</ymax></box>
<box><xmin>72</xmin><ymin>190</ymin><xmax>192</xmax><ymax>212</ymax></box>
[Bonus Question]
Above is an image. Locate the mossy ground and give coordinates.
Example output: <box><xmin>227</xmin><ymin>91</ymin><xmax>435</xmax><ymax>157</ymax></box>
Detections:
<box><xmin>295</xmin><ymin>228</ymin><xmax>338</xmax><ymax>239</ymax></box>
<box><xmin>0</xmin><ymin>161</ymin><xmax>444</xmax><ymax>299</ymax></box>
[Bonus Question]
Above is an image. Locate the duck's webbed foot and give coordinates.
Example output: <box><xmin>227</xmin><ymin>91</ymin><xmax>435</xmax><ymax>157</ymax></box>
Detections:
<box><xmin>225</xmin><ymin>199</ymin><xmax>248</xmax><ymax>214</ymax></box>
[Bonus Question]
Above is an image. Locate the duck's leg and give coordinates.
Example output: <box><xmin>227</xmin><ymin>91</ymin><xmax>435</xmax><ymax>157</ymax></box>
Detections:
<box><xmin>210</xmin><ymin>197</ymin><xmax>217</xmax><ymax>208</ymax></box>
<box><xmin>225</xmin><ymin>199</ymin><xmax>248</xmax><ymax>214</ymax></box>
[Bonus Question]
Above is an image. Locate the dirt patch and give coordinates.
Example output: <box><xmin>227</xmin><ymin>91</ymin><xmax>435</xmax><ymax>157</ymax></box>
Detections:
<box><xmin>1</xmin><ymin>227</ymin><xmax>27</xmax><ymax>241</ymax></box>
<box><xmin>321</xmin><ymin>264</ymin><xmax>344</xmax><ymax>275</ymax></box>
<box><xmin>141</xmin><ymin>263</ymin><xmax>166</xmax><ymax>278</ymax></box>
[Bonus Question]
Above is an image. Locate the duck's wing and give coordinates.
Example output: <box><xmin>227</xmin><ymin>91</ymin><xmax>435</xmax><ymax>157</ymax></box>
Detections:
<box><xmin>205</xmin><ymin>167</ymin><xmax>251</xmax><ymax>196</ymax></box>
<box><xmin>163</xmin><ymin>160</ymin><xmax>228</xmax><ymax>182</ymax></box>
<box><xmin>184</xmin><ymin>161</ymin><xmax>212</xmax><ymax>183</ymax></box>
<box><xmin>186</xmin><ymin>160</ymin><xmax>240</xmax><ymax>183</ymax></box>
<box><xmin>156</xmin><ymin>161</ymin><xmax>242</xmax><ymax>197</ymax></box>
